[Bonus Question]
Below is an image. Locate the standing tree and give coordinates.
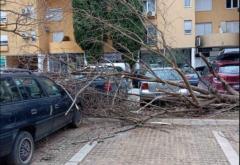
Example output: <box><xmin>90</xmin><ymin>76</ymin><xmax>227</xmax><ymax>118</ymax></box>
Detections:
<box><xmin>72</xmin><ymin>0</ymin><xmax>145</xmax><ymax>64</ymax></box>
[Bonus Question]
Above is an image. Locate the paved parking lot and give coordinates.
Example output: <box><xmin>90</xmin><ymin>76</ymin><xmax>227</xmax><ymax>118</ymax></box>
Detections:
<box><xmin>31</xmin><ymin>118</ymin><xmax>239</xmax><ymax>165</ymax></box>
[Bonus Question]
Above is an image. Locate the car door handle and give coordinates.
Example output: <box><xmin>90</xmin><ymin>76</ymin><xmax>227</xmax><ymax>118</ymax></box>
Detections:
<box><xmin>31</xmin><ymin>109</ymin><xmax>38</xmax><ymax>115</ymax></box>
<box><xmin>55</xmin><ymin>104</ymin><xmax>60</xmax><ymax>109</ymax></box>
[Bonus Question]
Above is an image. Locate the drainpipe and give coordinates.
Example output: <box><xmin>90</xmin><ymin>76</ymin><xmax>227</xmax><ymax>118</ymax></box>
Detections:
<box><xmin>191</xmin><ymin>48</ymin><xmax>196</xmax><ymax>68</ymax></box>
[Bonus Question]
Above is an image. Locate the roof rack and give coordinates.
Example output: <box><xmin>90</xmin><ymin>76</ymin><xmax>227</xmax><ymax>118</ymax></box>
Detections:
<box><xmin>0</xmin><ymin>68</ymin><xmax>32</xmax><ymax>75</ymax></box>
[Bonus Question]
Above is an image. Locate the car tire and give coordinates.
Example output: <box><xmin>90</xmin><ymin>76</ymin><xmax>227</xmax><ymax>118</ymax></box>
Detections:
<box><xmin>71</xmin><ymin>109</ymin><xmax>82</xmax><ymax>128</ymax></box>
<box><xmin>7</xmin><ymin>131</ymin><xmax>34</xmax><ymax>165</ymax></box>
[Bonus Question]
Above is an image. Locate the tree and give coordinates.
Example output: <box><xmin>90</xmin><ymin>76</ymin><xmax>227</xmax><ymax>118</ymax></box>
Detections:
<box><xmin>72</xmin><ymin>0</ymin><xmax>145</xmax><ymax>64</ymax></box>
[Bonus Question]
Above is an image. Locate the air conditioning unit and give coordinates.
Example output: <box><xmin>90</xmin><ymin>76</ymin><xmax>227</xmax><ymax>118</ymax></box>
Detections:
<box><xmin>220</xmin><ymin>22</ymin><xmax>227</xmax><ymax>33</ymax></box>
<box><xmin>195</xmin><ymin>36</ymin><xmax>201</xmax><ymax>47</ymax></box>
<box><xmin>0</xmin><ymin>18</ymin><xmax>7</xmax><ymax>26</ymax></box>
<box><xmin>22</xmin><ymin>8</ymin><xmax>31</xmax><ymax>15</ymax></box>
<box><xmin>147</xmin><ymin>11</ymin><xmax>156</xmax><ymax>17</ymax></box>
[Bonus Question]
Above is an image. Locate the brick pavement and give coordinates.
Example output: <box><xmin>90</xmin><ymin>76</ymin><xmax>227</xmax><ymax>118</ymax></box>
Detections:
<box><xmin>81</xmin><ymin>119</ymin><xmax>239</xmax><ymax>165</ymax></box>
<box><xmin>31</xmin><ymin>118</ymin><xmax>239</xmax><ymax>165</ymax></box>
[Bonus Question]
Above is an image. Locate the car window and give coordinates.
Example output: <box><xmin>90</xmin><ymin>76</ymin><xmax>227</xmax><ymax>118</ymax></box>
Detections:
<box><xmin>145</xmin><ymin>69</ymin><xmax>181</xmax><ymax>81</ymax></box>
<box><xmin>219</xmin><ymin>65</ymin><xmax>239</xmax><ymax>75</ymax></box>
<box><xmin>0</xmin><ymin>78</ymin><xmax>21</xmax><ymax>103</ymax></box>
<box><xmin>39</xmin><ymin>77</ymin><xmax>61</xmax><ymax>97</ymax></box>
<box><xmin>202</xmin><ymin>67</ymin><xmax>209</xmax><ymax>76</ymax></box>
<box><xmin>14</xmin><ymin>77</ymin><xmax>44</xmax><ymax>99</ymax></box>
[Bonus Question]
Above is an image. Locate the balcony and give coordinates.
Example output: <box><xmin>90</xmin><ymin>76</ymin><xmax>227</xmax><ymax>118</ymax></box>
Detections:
<box><xmin>0</xmin><ymin>45</ymin><xmax>8</xmax><ymax>52</ymax></box>
<box><xmin>198</xmin><ymin>33</ymin><xmax>239</xmax><ymax>48</ymax></box>
<box><xmin>49</xmin><ymin>41</ymin><xmax>84</xmax><ymax>54</ymax></box>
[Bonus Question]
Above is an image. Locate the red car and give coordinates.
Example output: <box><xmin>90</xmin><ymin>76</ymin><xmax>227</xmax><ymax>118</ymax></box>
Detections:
<box><xmin>198</xmin><ymin>60</ymin><xmax>239</xmax><ymax>93</ymax></box>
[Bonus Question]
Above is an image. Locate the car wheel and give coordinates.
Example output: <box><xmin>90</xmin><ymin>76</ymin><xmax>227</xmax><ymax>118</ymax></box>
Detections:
<box><xmin>71</xmin><ymin>109</ymin><xmax>82</xmax><ymax>128</ymax></box>
<box><xmin>7</xmin><ymin>131</ymin><xmax>34</xmax><ymax>165</ymax></box>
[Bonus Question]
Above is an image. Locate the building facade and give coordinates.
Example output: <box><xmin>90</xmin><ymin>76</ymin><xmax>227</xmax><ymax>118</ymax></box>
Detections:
<box><xmin>0</xmin><ymin>0</ymin><xmax>85</xmax><ymax>72</ymax></box>
<box><xmin>142</xmin><ymin>0</ymin><xmax>239</xmax><ymax>67</ymax></box>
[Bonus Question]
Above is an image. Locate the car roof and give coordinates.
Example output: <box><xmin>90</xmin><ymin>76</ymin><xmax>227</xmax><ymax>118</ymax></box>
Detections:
<box><xmin>217</xmin><ymin>51</ymin><xmax>239</xmax><ymax>61</ymax></box>
<box><xmin>151</xmin><ymin>67</ymin><xmax>174</xmax><ymax>70</ymax></box>
<box><xmin>0</xmin><ymin>73</ymin><xmax>37</xmax><ymax>78</ymax></box>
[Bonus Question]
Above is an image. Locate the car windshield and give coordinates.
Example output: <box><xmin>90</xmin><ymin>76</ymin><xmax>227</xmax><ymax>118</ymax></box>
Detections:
<box><xmin>145</xmin><ymin>69</ymin><xmax>181</xmax><ymax>81</ymax></box>
<box><xmin>219</xmin><ymin>65</ymin><xmax>239</xmax><ymax>75</ymax></box>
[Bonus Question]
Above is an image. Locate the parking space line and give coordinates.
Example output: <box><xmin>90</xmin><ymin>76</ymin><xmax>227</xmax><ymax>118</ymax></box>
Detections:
<box><xmin>65</xmin><ymin>141</ymin><xmax>98</xmax><ymax>165</ymax></box>
<box><xmin>212</xmin><ymin>131</ymin><xmax>239</xmax><ymax>165</ymax></box>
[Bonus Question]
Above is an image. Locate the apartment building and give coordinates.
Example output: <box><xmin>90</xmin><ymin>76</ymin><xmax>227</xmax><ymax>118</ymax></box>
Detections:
<box><xmin>195</xmin><ymin>0</ymin><xmax>239</xmax><ymax>66</ymax></box>
<box><xmin>0</xmin><ymin>0</ymin><xmax>85</xmax><ymax>72</ymax></box>
<box><xmin>142</xmin><ymin>0</ymin><xmax>239</xmax><ymax>67</ymax></box>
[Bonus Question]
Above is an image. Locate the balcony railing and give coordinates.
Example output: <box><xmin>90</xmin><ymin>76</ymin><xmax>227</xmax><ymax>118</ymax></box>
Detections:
<box><xmin>49</xmin><ymin>41</ymin><xmax>84</xmax><ymax>54</ymax></box>
<box><xmin>198</xmin><ymin>33</ymin><xmax>239</xmax><ymax>48</ymax></box>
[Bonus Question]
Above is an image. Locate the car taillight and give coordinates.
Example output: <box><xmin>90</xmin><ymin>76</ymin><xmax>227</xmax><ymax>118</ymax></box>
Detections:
<box><xmin>141</xmin><ymin>83</ymin><xmax>149</xmax><ymax>90</ymax></box>
<box><xmin>104</xmin><ymin>82</ymin><xmax>112</xmax><ymax>92</ymax></box>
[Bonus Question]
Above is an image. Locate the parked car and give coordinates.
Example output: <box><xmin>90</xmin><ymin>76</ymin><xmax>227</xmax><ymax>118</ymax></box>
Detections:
<box><xmin>132</xmin><ymin>69</ymin><xmax>146</xmax><ymax>88</ymax></box>
<box><xmin>100</xmin><ymin>62</ymin><xmax>131</xmax><ymax>73</ymax></box>
<box><xmin>198</xmin><ymin>60</ymin><xmax>240</xmax><ymax>93</ymax></box>
<box><xmin>0</xmin><ymin>69</ymin><xmax>81</xmax><ymax>165</ymax></box>
<box><xmin>139</xmin><ymin>68</ymin><xmax>187</xmax><ymax>105</ymax></box>
<box><xmin>182</xmin><ymin>67</ymin><xmax>199</xmax><ymax>86</ymax></box>
<box><xmin>73</xmin><ymin>66</ymin><xmax>129</xmax><ymax>95</ymax></box>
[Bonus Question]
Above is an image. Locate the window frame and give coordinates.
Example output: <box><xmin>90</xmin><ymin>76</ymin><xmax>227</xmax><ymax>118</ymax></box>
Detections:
<box><xmin>184</xmin><ymin>20</ymin><xmax>193</xmax><ymax>35</ymax></box>
<box><xmin>0</xmin><ymin>78</ymin><xmax>23</xmax><ymax>104</ymax></box>
<box><xmin>226</xmin><ymin>21</ymin><xmax>240</xmax><ymax>33</ymax></box>
<box><xmin>38</xmin><ymin>77</ymin><xmax>62</xmax><ymax>97</ymax></box>
<box><xmin>226</xmin><ymin>0</ymin><xmax>240</xmax><ymax>9</ymax></box>
<box><xmin>184</xmin><ymin>0</ymin><xmax>192</xmax><ymax>8</ymax></box>
<box><xmin>0</xmin><ymin>11</ymin><xmax>7</xmax><ymax>24</ymax></box>
<box><xmin>143</xmin><ymin>0</ymin><xmax>156</xmax><ymax>14</ymax></box>
<box><xmin>195</xmin><ymin>0</ymin><xmax>212</xmax><ymax>11</ymax></box>
<box><xmin>195</xmin><ymin>22</ymin><xmax>212</xmax><ymax>36</ymax></box>
<box><xmin>46</xmin><ymin>8</ymin><xmax>63</xmax><ymax>22</ymax></box>
<box><xmin>146</xmin><ymin>25</ymin><xmax>157</xmax><ymax>45</ymax></box>
<box><xmin>13</xmin><ymin>77</ymin><xmax>46</xmax><ymax>100</ymax></box>
<box><xmin>0</xmin><ymin>35</ymin><xmax>8</xmax><ymax>46</ymax></box>
<box><xmin>0</xmin><ymin>55</ymin><xmax>6</xmax><ymax>69</ymax></box>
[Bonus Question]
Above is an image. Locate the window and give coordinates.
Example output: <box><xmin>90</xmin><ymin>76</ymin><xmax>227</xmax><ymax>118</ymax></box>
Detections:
<box><xmin>46</xmin><ymin>8</ymin><xmax>63</xmax><ymax>21</ymax></box>
<box><xmin>226</xmin><ymin>21</ymin><xmax>239</xmax><ymax>33</ymax></box>
<box><xmin>0</xmin><ymin>11</ymin><xmax>7</xmax><ymax>24</ymax></box>
<box><xmin>196</xmin><ymin>23</ymin><xmax>212</xmax><ymax>35</ymax></box>
<box><xmin>49</xmin><ymin>54</ymin><xmax>84</xmax><ymax>73</ymax></box>
<box><xmin>49</xmin><ymin>55</ymin><xmax>68</xmax><ymax>73</ymax></box>
<box><xmin>0</xmin><ymin>78</ymin><xmax>21</xmax><ymax>103</ymax></box>
<box><xmin>21</xmin><ymin>6</ymin><xmax>35</xmax><ymax>19</ymax></box>
<box><xmin>146</xmin><ymin>25</ymin><xmax>157</xmax><ymax>45</ymax></box>
<box><xmin>219</xmin><ymin>65</ymin><xmax>239</xmax><ymax>74</ymax></box>
<box><xmin>0</xmin><ymin>55</ymin><xmax>6</xmax><ymax>68</ymax></box>
<box><xmin>39</xmin><ymin>77</ymin><xmax>61</xmax><ymax>97</ymax></box>
<box><xmin>0</xmin><ymin>35</ymin><xmax>8</xmax><ymax>46</ymax></box>
<box><xmin>52</xmin><ymin>32</ymin><xmax>64</xmax><ymax>42</ymax></box>
<box><xmin>226</xmin><ymin>0</ymin><xmax>239</xmax><ymax>8</ymax></box>
<box><xmin>143</xmin><ymin>0</ymin><xmax>156</xmax><ymax>15</ymax></box>
<box><xmin>184</xmin><ymin>20</ymin><xmax>192</xmax><ymax>34</ymax></box>
<box><xmin>184</xmin><ymin>0</ymin><xmax>191</xmax><ymax>7</ymax></box>
<box><xmin>14</xmin><ymin>77</ymin><xmax>44</xmax><ymax>99</ymax></box>
<box><xmin>196</xmin><ymin>0</ymin><xmax>212</xmax><ymax>11</ymax></box>
<box><xmin>30</xmin><ymin>31</ymin><xmax>37</xmax><ymax>41</ymax></box>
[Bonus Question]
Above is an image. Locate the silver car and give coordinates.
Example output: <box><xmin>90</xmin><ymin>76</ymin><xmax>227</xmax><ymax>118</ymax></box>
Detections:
<box><xmin>139</xmin><ymin>68</ymin><xmax>187</xmax><ymax>104</ymax></box>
